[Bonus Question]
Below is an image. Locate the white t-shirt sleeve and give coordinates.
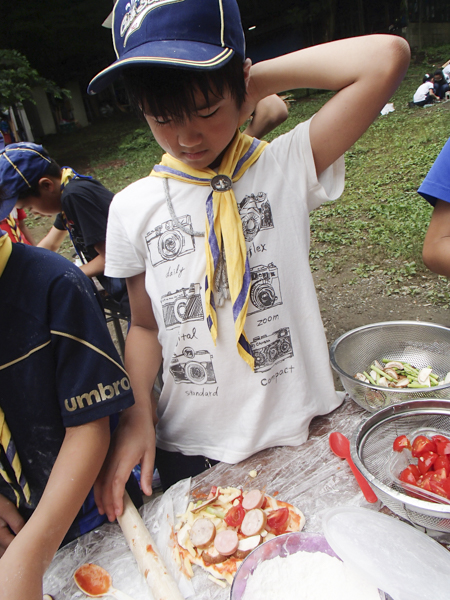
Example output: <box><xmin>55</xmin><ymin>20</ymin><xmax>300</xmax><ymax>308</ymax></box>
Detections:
<box><xmin>266</xmin><ymin>117</ymin><xmax>345</xmax><ymax>212</ymax></box>
<box><xmin>105</xmin><ymin>194</ymin><xmax>145</xmax><ymax>278</ymax></box>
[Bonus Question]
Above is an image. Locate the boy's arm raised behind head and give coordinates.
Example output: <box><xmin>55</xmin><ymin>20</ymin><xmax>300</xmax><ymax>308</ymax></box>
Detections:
<box><xmin>94</xmin><ymin>272</ymin><xmax>161</xmax><ymax>522</ymax></box>
<box><xmin>246</xmin><ymin>35</ymin><xmax>410</xmax><ymax>176</ymax></box>
<box><xmin>0</xmin><ymin>417</ymin><xmax>110</xmax><ymax>600</ymax></box>
<box><xmin>243</xmin><ymin>94</ymin><xmax>289</xmax><ymax>139</ymax></box>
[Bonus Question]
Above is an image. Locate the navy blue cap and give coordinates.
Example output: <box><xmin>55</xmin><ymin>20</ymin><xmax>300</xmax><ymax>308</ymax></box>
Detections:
<box><xmin>88</xmin><ymin>0</ymin><xmax>245</xmax><ymax>95</ymax></box>
<box><xmin>0</xmin><ymin>143</ymin><xmax>51</xmax><ymax>220</ymax></box>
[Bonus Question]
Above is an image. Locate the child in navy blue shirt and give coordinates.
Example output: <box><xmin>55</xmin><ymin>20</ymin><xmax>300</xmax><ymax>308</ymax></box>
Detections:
<box><xmin>0</xmin><ymin>149</ymin><xmax>140</xmax><ymax>599</ymax></box>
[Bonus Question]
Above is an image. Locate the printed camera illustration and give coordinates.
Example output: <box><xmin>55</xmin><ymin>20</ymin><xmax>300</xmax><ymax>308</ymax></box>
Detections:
<box><xmin>238</xmin><ymin>192</ymin><xmax>274</xmax><ymax>242</ymax></box>
<box><xmin>161</xmin><ymin>283</ymin><xmax>204</xmax><ymax>329</ymax></box>
<box><xmin>145</xmin><ymin>216</ymin><xmax>195</xmax><ymax>266</ymax></box>
<box><xmin>251</xmin><ymin>327</ymin><xmax>293</xmax><ymax>373</ymax></box>
<box><xmin>248</xmin><ymin>263</ymin><xmax>282</xmax><ymax>314</ymax></box>
<box><xmin>170</xmin><ymin>347</ymin><xmax>217</xmax><ymax>385</ymax></box>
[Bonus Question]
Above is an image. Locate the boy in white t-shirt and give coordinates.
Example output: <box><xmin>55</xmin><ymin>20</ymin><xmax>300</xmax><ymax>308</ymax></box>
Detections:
<box><xmin>87</xmin><ymin>0</ymin><xmax>410</xmax><ymax>519</ymax></box>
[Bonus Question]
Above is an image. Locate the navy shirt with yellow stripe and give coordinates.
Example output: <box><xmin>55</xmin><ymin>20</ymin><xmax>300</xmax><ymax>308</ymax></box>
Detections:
<box><xmin>0</xmin><ymin>242</ymin><xmax>135</xmax><ymax>542</ymax></box>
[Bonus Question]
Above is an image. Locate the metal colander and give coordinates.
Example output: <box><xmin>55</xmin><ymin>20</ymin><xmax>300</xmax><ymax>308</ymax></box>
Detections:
<box><xmin>329</xmin><ymin>321</ymin><xmax>450</xmax><ymax>412</ymax></box>
<box><xmin>351</xmin><ymin>399</ymin><xmax>450</xmax><ymax>543</ymax></box>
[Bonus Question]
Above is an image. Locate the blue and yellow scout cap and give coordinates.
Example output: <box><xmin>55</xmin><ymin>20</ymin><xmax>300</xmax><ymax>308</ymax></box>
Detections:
<box><xmin>0</xmin><ymin>143</ymin><xmax>51</xmax><ymax>219</ymax></box>
<box><xmin>88</xmin><ymin>0</ymin><xmax>245</xmax><ymax>95</ymax></box>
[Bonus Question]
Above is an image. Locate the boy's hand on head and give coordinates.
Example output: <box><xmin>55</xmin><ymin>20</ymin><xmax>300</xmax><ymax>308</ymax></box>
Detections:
<box><xmin>94</xmin><ymin>405</ymin><xmax>156</xmax><ymax>522</ymax></box>
<box><xmin>0</xmin><ymin>495</ymin><xmax>25</xmax><ymax>556</ymax></box>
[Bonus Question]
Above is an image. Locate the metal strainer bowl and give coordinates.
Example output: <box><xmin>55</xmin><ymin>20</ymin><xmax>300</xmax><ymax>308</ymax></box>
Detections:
<box><xmin>351</xmin><ymin>399</ymin><xmax>450</xmax><ymax>543</ymax></box>
<box><xmin>329</xmin><ymin>321</ymin><xmax>450</xmax><ymax>412</ymax></box>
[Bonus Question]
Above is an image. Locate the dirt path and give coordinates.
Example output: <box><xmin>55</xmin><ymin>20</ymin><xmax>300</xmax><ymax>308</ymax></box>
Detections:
<box><xmin>315</xmin><ymin>266</ymin><xmax>450</xmax><ymax>345</ymax></box>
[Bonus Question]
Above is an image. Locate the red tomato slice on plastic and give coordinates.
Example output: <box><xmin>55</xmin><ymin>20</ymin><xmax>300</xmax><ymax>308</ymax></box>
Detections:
<box><xmin>432</xmin><ymin>434</ymin><xmax>450</xmax><ymax>444</ymax></box>
<box><xmin>393</xmin><ymin>435</ymin><xmax>412</xmax><ymax>452</ymax></box>
<box><xmin>266</xmin><ymin>508</ymin><xmax>290</xmax><ymax>535</ymax></box>
<box><xmin>442</xmin><ymin>478</ymin><xmax>450</xmax><ymax>498</ymax></box>
<box><xmin>399</xmin><ymin>466</ymin><xmax>420</xmax><ymax>485</ymax></box>
<box><xmin>409</xmin><ymin>464</ymin><xmax>421</xmax><ymax>479</ymax></box>
<box><xmin>435</xmin><ymin>441</ymin><xmax>450</xmax><ymax>456</ymax></box>
<box><xmin>411</xmin><ymin>435</ymin><xmax>437</xmax><ymax>457</ymax></box>
<box><xmin>434</xmin><ymin>455</ymin><xmax>450</xmax><ymax>476</ymax></box>
<box><xmin>418</xmin><ymin>451</ymin><xmax>438</xmax><ymax>476</ymax></box>
<box><xmin>429</xmin><ymin>479</ymin><xmax>450</xmax><ymax>499</ymax></box>
<box><xmin>224</xmin><ymin>504</ymin><xmax>245</xmax><ymax>528</ymax></box>
<box><xmin>416</xmin><ymin>475</ymin><xmax>432</xmax><ymax>491</ymax></box>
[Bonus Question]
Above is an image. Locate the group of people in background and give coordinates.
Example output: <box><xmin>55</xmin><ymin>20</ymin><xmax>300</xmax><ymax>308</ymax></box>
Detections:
<box><xmin>412</xmin><ymin>64</ymin><xmax>450</xmax><ymax>107</ymax></box>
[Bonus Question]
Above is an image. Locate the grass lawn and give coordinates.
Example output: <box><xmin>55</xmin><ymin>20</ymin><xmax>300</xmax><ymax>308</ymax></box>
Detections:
<box><xmin>32</xmin><ymin>42</ymin><xmax>450</xmax><ymax>306</ymax></box>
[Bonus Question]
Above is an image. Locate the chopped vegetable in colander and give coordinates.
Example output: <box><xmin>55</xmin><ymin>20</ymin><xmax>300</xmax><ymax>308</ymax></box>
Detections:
<box><xmin>355</xmin><ymin>359</ymin><xmax>450</xmax><ymax>389</ymax></box>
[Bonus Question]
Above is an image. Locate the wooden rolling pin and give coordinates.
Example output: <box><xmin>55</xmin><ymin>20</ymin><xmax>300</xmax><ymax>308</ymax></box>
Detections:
<box><xmin>117</xmin><ymin>491</ymin><xmax>184</xmax><ymax>600</ymax></box>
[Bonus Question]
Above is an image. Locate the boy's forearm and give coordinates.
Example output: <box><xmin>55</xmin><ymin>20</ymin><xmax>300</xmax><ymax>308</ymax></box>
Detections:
<box><xmin>248</xmin><ymin>35</ymin><xmax>409</xmax><ymax>101</ymax></box>
<box><xmin>79</xmin><ymin>253</ymin><xmax>105</xmax><ymax>278</ymax></box>
<box><xmin>0</xmin><ymin>418</ymin><xmax>110</xmax><ymax>600</ymax></box>
<box><xmin>37</xmin><ymin>226</ymin><xmax>67</xmax><ymax>252</ymax></box>
<box><xmin>125</xmin><ymin>323</ymin><xmax>162</xmax><ymax>409</ymax></box>
<box><xmin>79</xmin><ymin>242</ymin><xmax>106</xmax><ymax>278</ymax></box>
<box><xmin>94</xmin><ymin>312</ymin><xmax>161</xmax><ymax>519</ymax></box>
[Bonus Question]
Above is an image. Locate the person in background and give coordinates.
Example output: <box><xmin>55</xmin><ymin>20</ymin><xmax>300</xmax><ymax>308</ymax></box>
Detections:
<box><xmin>0</xmin><ymin>115</ymin><xmax>12</xmax><ymax>146</ymax></box>
<box><xmin>420</xmin><ymin>138</ymin><xmax>450</xmax><ymax>277</ymax></box>
<box><xmin>433</xmin><ymin>69</ymin><xmax>449</xmax><ymax>100</ymax></box>
<box><xmin>0</xmin><ymin>185</ymin><xmax>141</xmax><ymax>600</ymax></box>
<box><xmin>0</xmin><ymin>143</ymin><xmax>130</xmax><ymax>317</ymax></box>
<box><xmin>413</xmin><ymin>74</ymin><xmax>439</xmax><ymax>107</ymax></box>
<box><xmin>87</xmin><ymin>0</ymin><xmax>409</xmax><ymax>518</ymax></box>
<box><xmin>0</xmin><ymin>207</ymin><xmax>35</xmax><ymax>245</ymax></box>
<box><xmin>443</xmin><ymin>62</ymin><xmax>450</xmax><ymax>83</ymax></box>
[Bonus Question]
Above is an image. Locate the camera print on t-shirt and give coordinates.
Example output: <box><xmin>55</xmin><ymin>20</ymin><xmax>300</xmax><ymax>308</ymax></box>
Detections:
<box><xmin>238</xmin><ymin>192</ymin><xmax>274</xmax><ymax>242</ymax></box>
<box><xmin>251</xmin><ymin>327</ymin><xmax>294</xmax><ymax>373</ymax></box>
<box><xmin>145</xmin><ymin>215</ymin><xmax>195</xmax><ymax>267</ymax></box>
<box><xmin>161</xmin><ymin>283</ymin><xmax>204</xmax><ymax>330</ymax></box>
<box><xmin>169</xmin><ymin>346</ymin><xmax>217</xmax><ymax>385</ymax></box>
<box><xmin>248</xmin><ymin>262</ymin><xmax>282</xmax><ymax>316</ymax></box>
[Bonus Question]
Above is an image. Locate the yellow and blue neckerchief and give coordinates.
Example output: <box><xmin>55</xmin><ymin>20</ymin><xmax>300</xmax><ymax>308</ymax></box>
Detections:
<box><xmin>0</xmin><ymin>234</ymin><xmax>31</xmax><ymax>507</ymax></box>
<box><xmin>151</xmin><ymin>130</ymin><xmax>267</xmax><ymax>369</ymax></box>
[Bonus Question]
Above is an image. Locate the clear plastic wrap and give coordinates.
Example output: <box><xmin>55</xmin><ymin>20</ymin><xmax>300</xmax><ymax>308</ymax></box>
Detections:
<box><xmin>44</xmin><ymin>397</ymin><xmax>380</xmax><ymax>600</ymax></box>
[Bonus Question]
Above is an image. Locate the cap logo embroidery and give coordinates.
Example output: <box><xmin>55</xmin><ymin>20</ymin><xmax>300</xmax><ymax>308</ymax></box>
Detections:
<box><xmin>120</xmin><ymin>0</ymin><xmax>184</xmax><ymax>47</ymax></box>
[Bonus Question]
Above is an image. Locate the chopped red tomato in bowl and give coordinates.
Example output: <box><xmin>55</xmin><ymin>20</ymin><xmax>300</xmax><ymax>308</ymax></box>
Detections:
<box><xmin>393</xmin><ymin>431</ymin><xmax>450</xmax><ymax>503</ymax></box>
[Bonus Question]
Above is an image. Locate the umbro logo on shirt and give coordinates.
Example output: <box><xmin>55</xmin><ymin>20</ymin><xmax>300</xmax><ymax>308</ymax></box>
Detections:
<box><xmin>64</xmin><ymin>377</ymin><xmax>131</xmax><ymax>412</ymax></box>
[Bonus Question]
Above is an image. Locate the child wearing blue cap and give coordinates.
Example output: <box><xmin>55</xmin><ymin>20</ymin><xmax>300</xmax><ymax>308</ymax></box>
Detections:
<box><xmin>0</xmin><ymin>143</ymin><xmax>130</xmax><ymax>316</ymax></box>
<box><xmin>0</xmin><ymin>182</ymin><xmax>142</xmax><ymax>597</ymax></box>
<box><xmin>88</xmin><ymin>0</ymin><xmax>410</xmax><ymax>520</ymax></box>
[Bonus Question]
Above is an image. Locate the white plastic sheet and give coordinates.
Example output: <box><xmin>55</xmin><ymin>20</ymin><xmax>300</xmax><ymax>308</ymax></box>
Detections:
<box><xmin>44</xmin><ymin>398</ymin><xmax>384</xmax><ymax>600</ymax></box>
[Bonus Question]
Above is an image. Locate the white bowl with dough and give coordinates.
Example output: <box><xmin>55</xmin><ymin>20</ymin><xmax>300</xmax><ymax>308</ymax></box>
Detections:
<box><xmin>230</xmin><ymin>531</ymin><xmax>384</xmax><ymax>600</ymax></box>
